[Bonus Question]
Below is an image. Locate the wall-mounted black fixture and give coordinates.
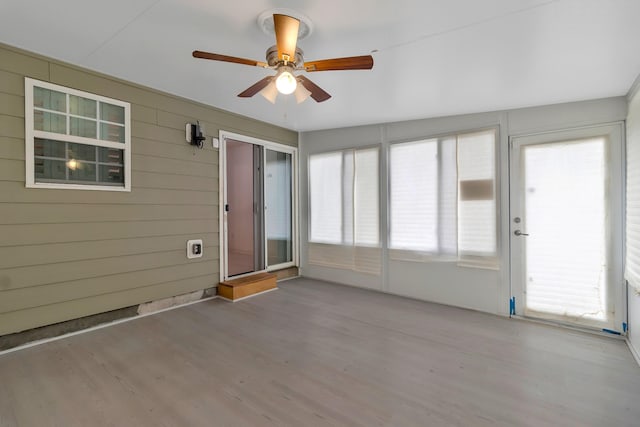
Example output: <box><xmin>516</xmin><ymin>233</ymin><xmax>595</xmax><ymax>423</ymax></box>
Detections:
<box><xmin>186</xmin><ymin>121</ymin><xmax>206</xmax><ymax>149</ymax></box>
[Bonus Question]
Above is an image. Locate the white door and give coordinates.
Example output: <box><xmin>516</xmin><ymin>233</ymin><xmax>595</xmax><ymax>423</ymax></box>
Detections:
<box><xmin>509</xmin><ymin>124</ymin><xmax>625</xmax><ymax>332</ymax></box>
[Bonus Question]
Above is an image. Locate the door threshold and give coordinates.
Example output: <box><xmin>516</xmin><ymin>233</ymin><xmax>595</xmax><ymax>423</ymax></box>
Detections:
<box><xmin>510</xmin><ymin>315</ymin><xmax>625</xmax><ymax>340</ymax></box>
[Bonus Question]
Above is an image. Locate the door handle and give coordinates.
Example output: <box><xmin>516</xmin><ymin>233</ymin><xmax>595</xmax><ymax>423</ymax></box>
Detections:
<box><xmin>514</xmin><ymin>230</ymin><xmax>529</xmax><ymax>236</ymax></box>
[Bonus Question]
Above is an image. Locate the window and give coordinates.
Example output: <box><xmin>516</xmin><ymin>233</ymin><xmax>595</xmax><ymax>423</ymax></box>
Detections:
<box><xmin>389</xmin><ymin>129</ymin><xmax>497</xmax><ymax>266</ymax></box>
<box><xmin>308</xmin><ymin>147</ymin><xmax>380</xmax><ymax>274</ymax></box>
<box><xmin>25</xmin><ymin>78</ymin><xmax>131</xmax><ymax>191</ymax></box>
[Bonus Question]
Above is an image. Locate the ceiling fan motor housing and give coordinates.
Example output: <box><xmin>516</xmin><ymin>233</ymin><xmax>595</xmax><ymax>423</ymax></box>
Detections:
<box><xmin>266</xmin><ymin>45</ymin><xmax>304</xmax><ymax>67</ymax></box>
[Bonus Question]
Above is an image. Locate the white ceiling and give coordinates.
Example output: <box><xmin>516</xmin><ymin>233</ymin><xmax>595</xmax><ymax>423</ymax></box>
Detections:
<box><xmin>2</xmin><ymin>0</ymin><xmax>640</xmax><ymax>132</ymax></box>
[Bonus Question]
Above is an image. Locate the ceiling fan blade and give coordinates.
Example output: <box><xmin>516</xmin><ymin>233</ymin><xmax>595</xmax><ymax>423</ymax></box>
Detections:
<box><xmin>304</xmin><ymin>55</ymin><xmax>374</xmax><ymax>72</ymax></box>
<box><xmin>297</xmin><ymin>76</ymin><xmax>331</xmax><ymax>103</ymax></box>
<box><xmin>193</xmin><ymin>50</ymin><xmax>267</xmax><ymax>67</ymax></box>
<box><xmin>238</xmin><ymin>76</ymin><xmax>275</xmax><ymax>98</ymax></box>
<box><xmin>273</xmin><ymin>14</ymin><xmax>300</xmax><ymax>63</ymax></box>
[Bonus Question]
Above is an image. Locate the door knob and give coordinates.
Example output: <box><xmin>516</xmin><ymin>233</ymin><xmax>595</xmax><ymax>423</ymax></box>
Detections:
<box><xmin>514</xmin><ymin>230</ymin><xmax>529</xmax><ymax>236</ymax></box>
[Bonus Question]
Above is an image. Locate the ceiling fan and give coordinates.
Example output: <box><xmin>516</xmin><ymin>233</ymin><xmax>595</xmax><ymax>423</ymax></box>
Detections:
<box><xmin>192</xmin><ymin>13</ymin><xmax>374</xmax><ymax>103</ymax></box>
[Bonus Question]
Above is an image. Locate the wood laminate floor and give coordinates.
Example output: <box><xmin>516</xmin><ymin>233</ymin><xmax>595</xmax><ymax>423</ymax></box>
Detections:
<box><xmin>1</xmin><ymin>278</ymin><xmax>639</xmax><ymax>426</ymax></box>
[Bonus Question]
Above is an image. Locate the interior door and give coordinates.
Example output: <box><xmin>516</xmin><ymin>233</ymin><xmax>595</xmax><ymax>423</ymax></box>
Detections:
<box><xmin>225</xmin><ymin>139</ymin><xmax>264</xmax><ymax>277</ymax></box>
<box><xmin>509</xmin><ymin>124</ymin><xmax>624</xmax><ymax>331</ymax></box>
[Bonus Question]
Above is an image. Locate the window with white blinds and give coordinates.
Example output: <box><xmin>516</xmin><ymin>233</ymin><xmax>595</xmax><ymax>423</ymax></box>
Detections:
<box><xmin>389</xmin><ymin>129</ymin><xmax>497</xmax><ymax>266</ymax></box>
<box><xmin>308</xmin><ymin>147</ymin><xmax>380</xmax><ymax>274</ymax></box>
<box><xmin>626</xmin><ymin>95</ymin><xmax>640</xmax><ymax>292</ymax></box>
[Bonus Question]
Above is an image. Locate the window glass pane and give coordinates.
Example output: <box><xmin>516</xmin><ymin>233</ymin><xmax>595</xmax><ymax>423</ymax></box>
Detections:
<box><xmin>35</xmin><ymin>158</ymin><xmax>66</xmax><ymax>181</ymax></box>
<box><xmin>524</xmin><ymin>139</ymin><xmax>606</xmax><ymax>320</ymax></box>
<box><xmin>99</xmin><ymin>147</ymin><xmax>124</xmax><ymax>164</ymax></box>
<box><xmin>354</xmin><ymin>148</ymin><xmax>379</xmax><ymax>246</ymax></box>
<box><xmin>458</xmin><ymin>130</ymin><xmax>496</xmax><ymax>255</ymax></box>
<box><xmin>100</xmin><ymin>103</ymin><xmax>125</xmax><ymax>124</ymax></box>
<box><xmin>390</xmin><ymin>139</ymin><xmax>438</xmax><ymax>251</ymax></box>
<box><xmin>459</xmin><ymin>200</ymin><xmax>496</xmax><ymax>254</ymax></box>
<box><xmin>458</xmin><ymin>130</ymin><xmax>495</xmax><ymax>180</ymax></box>
<box><xmin>68</xmin><ymin>142</ymin><xmax>96</xmax><ymax>162</ymax></box>
<box><xmin>98</xmin><ymin>165</ymin><xmax>125</xmax><ymax>184</ymax></box>
<box><xmin>34</xmin><ymin>111</ymin><xmax>66</xmax><ymax>134</ymax></box>
<box><xmin>68</xmin><ymin>162</ymin><xmax>96</xmax><ymax>182</ymax></box>
<box><xmin>100</xmin><ymin>123</ymin><xmax>125</xmax><ymax>143</ymax></box>
<box><xmin>34</xmin><ymin>87</ymin><xmax>66</xmax><ymax>112</ymax></box>
<box><xmin>343</xmin><ymin>151</ymin><xmax>354</xmax><ymax>245</ymax></box>
<box><xmin>70</xmin><ymin>117</ymin><xmax>97</xmax><ymax>139</ymax></box>
<box><xmin>34</xmin><ymin>138</ymin><xmax>65</xmax><ymax>158</ymax></box>
<box><xmin>265</xmin><ymin>150</ymin><xmax>293</xmax><ymax>265</ymax></box>
<box><xmin>309</xmin><ymin>152</ymin><xmax>343</xmax><ymax>244</ymax></box>
<box><xmin>69</xmin><ymin>95</ymin><xmax>97</xmax><ymax>118</ymax></box>
<box><xmin>440</xmin><ymin>137</ymin><xmax>458</xmax><ymax>255</ymax></box>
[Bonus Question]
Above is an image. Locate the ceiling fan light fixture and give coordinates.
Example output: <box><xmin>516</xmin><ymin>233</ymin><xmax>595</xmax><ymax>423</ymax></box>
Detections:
<box><xmin>275</xmin><ymin>67</ymin><xmax>297</xmax><ymax>94</ymax></box>
<box><xmin>294</xmin><ymin>82</ymin><xmax>311</xmax><ymax>104</ymax></box>
<box><xmin>259</xmin><ymin>79</ymin><xmax>278</xmax><ymax>103</ymax></box>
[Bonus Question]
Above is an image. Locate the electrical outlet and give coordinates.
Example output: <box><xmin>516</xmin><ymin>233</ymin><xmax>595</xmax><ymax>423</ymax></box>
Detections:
<box><xmin>187</xmin><ymin>239</ymin><xmax>203</xmax><ymax>259</ymax></box>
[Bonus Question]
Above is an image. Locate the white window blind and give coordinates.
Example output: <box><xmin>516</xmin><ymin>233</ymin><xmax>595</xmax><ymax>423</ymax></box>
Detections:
<box><xmin>308</xmin><ymin>147</ymin><xmax>380</xmax><ymax>274</ymax></box>
<box><xmin>389</xmin><ymin>129</ymin><xmax>497</xmax><ymax>266</ymax></box>
<box><xmin>309</xmin><ymin>152</ymin><xmax>342</xmax><ymax>244</ymax></box>
<box><xmin>626</xmin><ymin>95</ymin><xmax>640</xmax><ymax>292</ymax></box>
<box><xmin>458</xmin><ymin>131</ymin><xmax>497</xmax><ymax>257</ymax></box>
<box><xmin>523</xmin><ymin>138</ymin><xmax>607</xmax><ymax>321</ymax></box>
<box><xmin>389</xmin><ymin>139</ymin><xmax>439</xmax><ymax>252</ymax></box>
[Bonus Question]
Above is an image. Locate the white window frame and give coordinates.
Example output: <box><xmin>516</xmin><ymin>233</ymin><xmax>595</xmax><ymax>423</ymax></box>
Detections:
<box><xmin>25</xmin><ymin>78</ymin><xmax>131</xmax><ymax>192</ymax></box>
<box><xmin>388</xmin><ymin>127</ymin><xmax>499</xmax><ymax>268</ymax></box>
<box><xmin>308</xmin><ymin>146</ymin><xmax>381</xmax><ymax>247</ymax></box>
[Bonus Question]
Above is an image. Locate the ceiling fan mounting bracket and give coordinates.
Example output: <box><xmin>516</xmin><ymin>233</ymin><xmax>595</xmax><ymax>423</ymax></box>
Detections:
<box><xmin>257</xmin><ymin>9</ymin><xmax>313</xmax><ymax>41</ymax></box>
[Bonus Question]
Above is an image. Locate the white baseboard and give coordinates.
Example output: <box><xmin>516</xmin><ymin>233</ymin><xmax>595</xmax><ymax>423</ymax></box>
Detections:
<box><xmin>626</xmin><ymin>338</ymin><xmax>640</xmax><ymax>367</ymax></box>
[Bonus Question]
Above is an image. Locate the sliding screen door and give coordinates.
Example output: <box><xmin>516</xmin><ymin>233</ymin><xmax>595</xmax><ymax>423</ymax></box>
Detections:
<box><xmin>265</xmin><ymin>149</ymin><xmax>293</xmax><ymax>268</ymax></box>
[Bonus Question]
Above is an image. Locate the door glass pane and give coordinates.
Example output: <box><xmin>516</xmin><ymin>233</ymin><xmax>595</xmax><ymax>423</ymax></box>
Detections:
<box><xmin>265</xmin><ymin>150</ymin><xmax>293</xmax><ymax>266</ymax></box>
<box><xmin>523</xmin><ymin>138</ymin><xmax>607</xmax><ymax>323</ymax></box>
<box><xmin>227</xmin><ymin>139</ymin><xmax>262</xmax><ymax>276</ymax></box>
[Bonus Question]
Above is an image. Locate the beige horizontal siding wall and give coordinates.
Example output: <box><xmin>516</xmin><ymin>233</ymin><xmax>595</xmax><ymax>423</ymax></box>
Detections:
<box><xmin>0</xmin><ymin>43</ymin><xmax>297</xmax><ymax>335</ymax></box>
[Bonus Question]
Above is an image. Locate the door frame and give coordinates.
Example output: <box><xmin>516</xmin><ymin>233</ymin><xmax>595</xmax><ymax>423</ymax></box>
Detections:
<box><xmin>219</xmin><ymin>130</ymin><xmax>299</xmax><ymax>281</ymax></box>
<box><xmin>508</xmin><ymin>122</ymin><xmax>626</xmax><ymax>333</ymax></box>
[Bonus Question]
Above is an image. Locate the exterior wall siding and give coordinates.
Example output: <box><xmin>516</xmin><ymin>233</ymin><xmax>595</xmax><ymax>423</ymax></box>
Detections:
<box><xmin>0</xmin><ymin>43</ymin><xmax>297</xmax><ymax>336</ymax></box>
